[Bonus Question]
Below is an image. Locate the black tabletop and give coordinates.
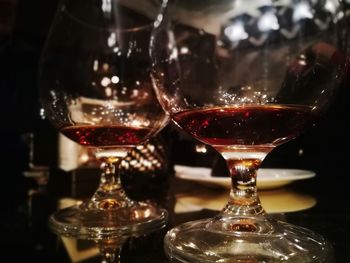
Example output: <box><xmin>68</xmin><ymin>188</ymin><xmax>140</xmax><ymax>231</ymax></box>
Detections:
<box><xmin>2</xmin><ymin>165</ymin><xmax>349</xmax><ymax>263</ymax></box>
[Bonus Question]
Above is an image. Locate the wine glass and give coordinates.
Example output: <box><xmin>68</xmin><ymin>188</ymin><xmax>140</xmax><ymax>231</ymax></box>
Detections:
<box><xmin>151</xmin><ymin>0</ymin><xmax>347</xmax><ymax>262</ymax></box>
<box><xmin>39</xmin><ymin>0</ymin><xmax>168</xmax><ymax>244</ymax></box>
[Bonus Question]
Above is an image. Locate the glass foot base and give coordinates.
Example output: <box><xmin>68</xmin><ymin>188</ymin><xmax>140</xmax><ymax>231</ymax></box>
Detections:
<box><xmin>164</xmin><ymin>217</ymin><xmax>333</xmax><ymax>263</ymax></box>
<box><xmin>49</xmin><ymin>202</ymin><xmax>168</xmax><ymax>240</ymax></box>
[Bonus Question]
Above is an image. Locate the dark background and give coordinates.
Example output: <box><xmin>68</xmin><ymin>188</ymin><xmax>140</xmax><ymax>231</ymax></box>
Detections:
<box><xmin>0</xmin><ymin>0</ymin><xmax>60</xmax><ymax>204</ymax></box>
<box><xmin>0</xmin><ymin>0</ymin><xmax>349</xmax><ymax>261</ymax></box>
<box><xmin>0</xmin><ymin>0</ymin><xmax>60</xmax><ymax>260</ymax></box>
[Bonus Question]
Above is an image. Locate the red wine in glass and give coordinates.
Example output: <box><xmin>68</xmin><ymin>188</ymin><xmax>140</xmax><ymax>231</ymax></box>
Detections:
<box><xmin>173</xmin><ymin>104</ymin><xmax>316</xmax><ymax>147</ymax></box>
<box><xmin>61</xmin><ymin>125</ymin><xmax>153</xmax><ymax>147</ymax></box>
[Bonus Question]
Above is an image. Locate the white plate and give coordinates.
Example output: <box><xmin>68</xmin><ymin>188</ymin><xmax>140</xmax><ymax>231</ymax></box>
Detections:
<box><xmin>175</xmin><ymin>189</ymin><xmax>316</xmax><ymax>213</ymax></box>
<box><xmin>175</xmin><ymin>165</ymin><xmax>316</xmax><ymax>190</ymax></box>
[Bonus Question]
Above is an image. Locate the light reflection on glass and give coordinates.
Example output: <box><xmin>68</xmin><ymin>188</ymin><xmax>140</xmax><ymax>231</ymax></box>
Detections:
<box><xmin>93</xmin><ymin>59</ymin><xmax>99</xmax><ymax>71</ymax></box>
<box><xmin>111</xmin><ymin>76</ymin><xmax>120</xmax><ymax>84</ymax></box>
<box><xmin>101</xmin><ymin>0</ymin><xmax>111</xmax><ymax>13</ymax></box>
<box><xmin>105</xmin><ymin>87</ymin><xmax>112</xmax><ymax>97</ymax></box>
<box><xmin>293</xmin><ymin>2</ymin><xmax>313</xmax><ymax>22</ymax></box>
<box><xmin>108</xmin><ymin>32</ymin><xmax>116</xmax><ymax>47</ymax></box>
<box><xmin>101</xmin><ymin>77</ymin><xmax>111</xmax><ymax>87</ymax></box>
<box><xmin>257</xmin><ymin>11</ymin><xmax>279</xmax><ymax>31</ymax></box>
<box><xmin>224</xmin><ymin>21</ymin><xmax>248</xmax><ymax>42</ymax></box>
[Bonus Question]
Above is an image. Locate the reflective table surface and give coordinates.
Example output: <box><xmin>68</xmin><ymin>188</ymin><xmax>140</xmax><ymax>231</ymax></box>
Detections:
<box><xmin>2</xmin><ymin>165</ymin><xmax>349</xmax><ymax>263</ymax></box>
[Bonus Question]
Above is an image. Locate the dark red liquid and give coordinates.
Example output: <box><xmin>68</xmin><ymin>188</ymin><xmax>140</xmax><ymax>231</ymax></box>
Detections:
<box><xmin>61</xmin><ymin>125</ymin><xmax>152</xmax><ymax>147</ymax></box>
<box><xmin>173</xmin><ymin>105</ymin><xmax>315</xmax><ymax>146</ymax></box>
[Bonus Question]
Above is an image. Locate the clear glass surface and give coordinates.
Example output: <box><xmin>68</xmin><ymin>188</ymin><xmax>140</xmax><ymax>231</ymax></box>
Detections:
<box><xmin>150</xmin><ymin>0</ymin><xmax>348</xmax><ymax>262</ymax></box>
<box><xmin>39</xmin><ymin>0</ymin><xmax>168</xmax><ymax>241</ymax></box>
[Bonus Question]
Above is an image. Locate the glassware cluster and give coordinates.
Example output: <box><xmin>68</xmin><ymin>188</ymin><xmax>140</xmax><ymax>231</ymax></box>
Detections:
<box><xmin>150</xmin><ymin>0</ymin><xmax>347</xmax><ymax>262</ymax></box>
<box><xmin>38</xmin><ymin>0</ymin><xmax>348</xmax><ymax>262</ymax></box>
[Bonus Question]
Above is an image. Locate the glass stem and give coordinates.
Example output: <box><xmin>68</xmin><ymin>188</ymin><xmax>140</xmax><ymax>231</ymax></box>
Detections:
<box><xmin>88</xmin><ymin>158</ymin><xmax>131</xmax><ymax>210</ymax></box>
<box><xmin>98</xmin><ymin>238</ymin><xmax>124</xmax><ymax>263</ymax></box>
<box><xmin>219</xmin><ymin>148</ymin><xmax>272</xmax><ymax>216</ymax></box>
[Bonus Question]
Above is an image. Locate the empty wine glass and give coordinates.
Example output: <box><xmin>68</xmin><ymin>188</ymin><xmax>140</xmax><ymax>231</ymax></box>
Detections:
<box><xmin>151</xmin><ymin>0</ymin><xmax>347</xmax><ymax>262</ymax></box>
<box><xmin>38</xmin><ymin>0</ymin><xmax>168</xmax><ymax>243</ymax></box>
